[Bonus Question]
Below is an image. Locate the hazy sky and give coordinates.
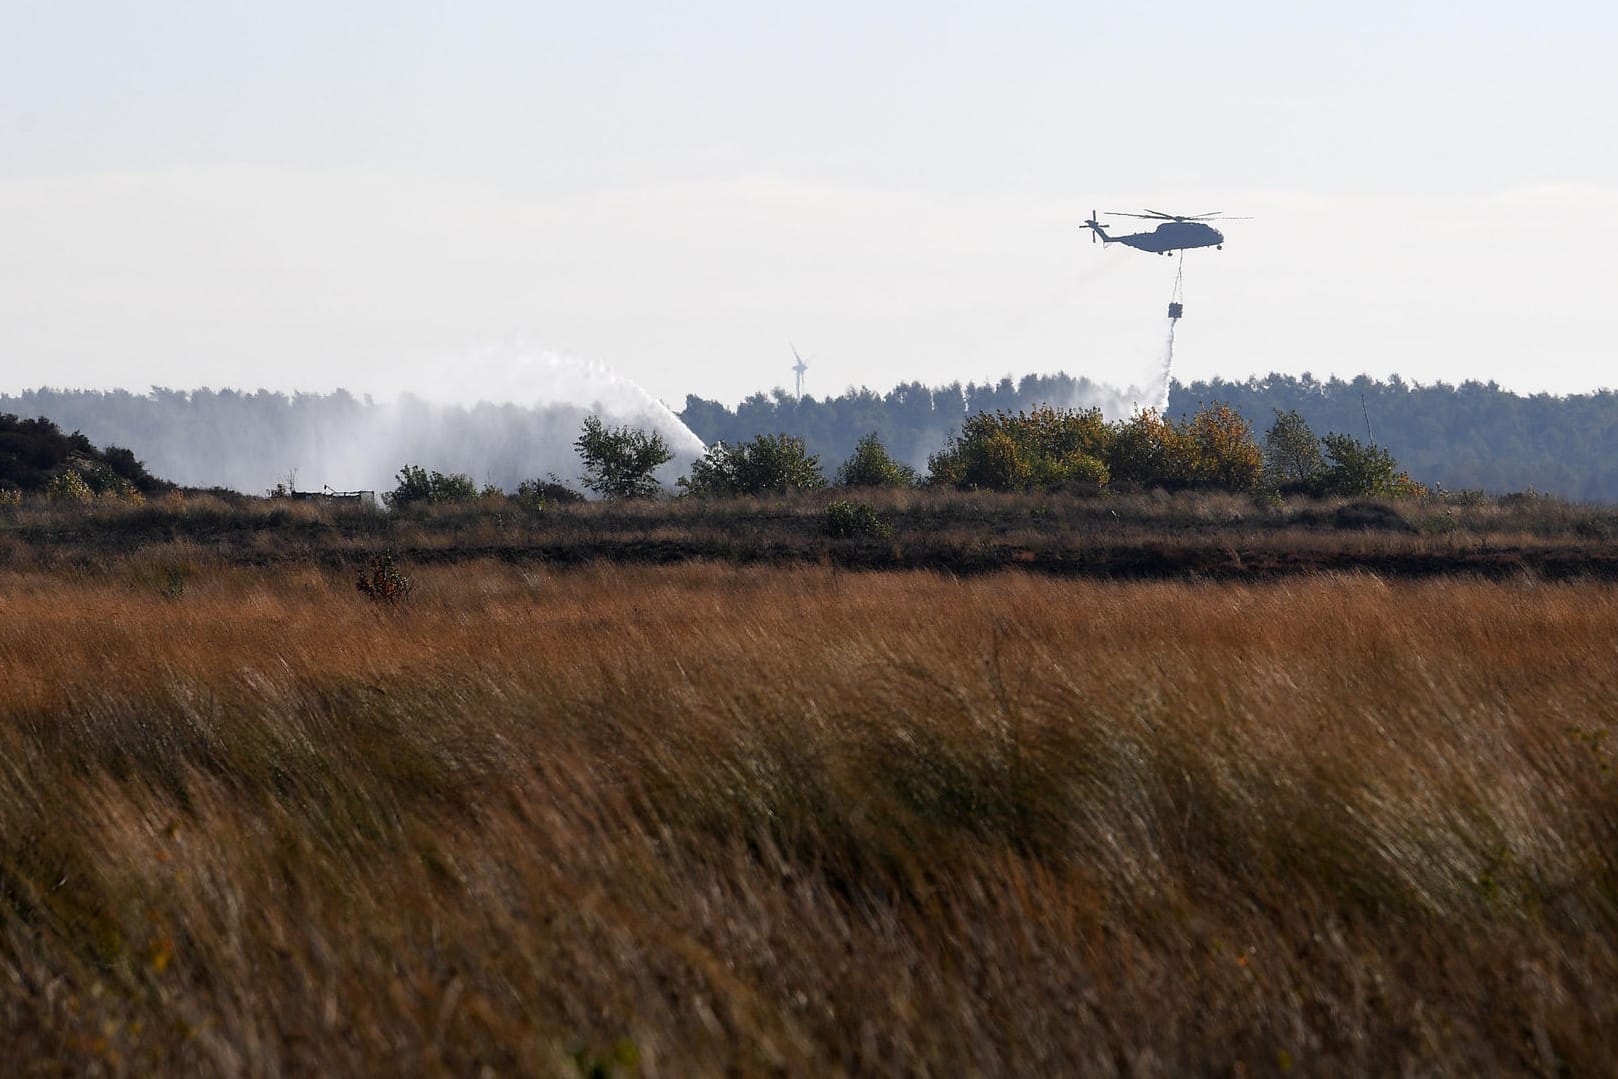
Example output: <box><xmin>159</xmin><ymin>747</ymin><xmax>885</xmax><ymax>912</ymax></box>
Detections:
<box><xmin>4</xmin><ymin>2</ymin><xmax>1615</xmax><ymax>409</ymax></box>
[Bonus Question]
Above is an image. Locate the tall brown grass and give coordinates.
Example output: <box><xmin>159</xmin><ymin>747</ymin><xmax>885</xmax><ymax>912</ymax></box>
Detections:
<box><xmin>2</xmin><ymin>560</ymin><xmax>1616</xmax><ymax>1073</ymax></box>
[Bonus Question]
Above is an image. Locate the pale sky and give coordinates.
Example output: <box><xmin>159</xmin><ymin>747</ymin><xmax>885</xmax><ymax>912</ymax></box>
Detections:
<box><xmin>3</xmin><ymin>2</ymin><xmax>1615</xmax><ymax>409</ymax></box>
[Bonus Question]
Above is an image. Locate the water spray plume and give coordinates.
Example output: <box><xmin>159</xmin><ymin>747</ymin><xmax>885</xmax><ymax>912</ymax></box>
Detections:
<box><xmin>1061</xmin><ymin>253</ymin><xmax>1181</xmax><ymax>418</ymax></box>
<box><xmin>1158</xmin><ymin>317</ymin><xmax>1177</xmax><ymax>412</ymax></box>
<box><xmin>8</xmin><ymin>347</ymin><xmax>705</xmax><ymax>495</ymax></box>
<box><xmin>391</xmin><ymin>346</ymin><xmax>701</xmax><ymax>447</ymax></box>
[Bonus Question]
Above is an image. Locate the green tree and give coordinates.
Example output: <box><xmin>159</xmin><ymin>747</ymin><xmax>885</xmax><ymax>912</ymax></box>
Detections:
<box><xmin>574</xmin><ymin>415</ymin><xmax>674</xmax><ymax>499</ymax></box>
<box><xmin>835</xmin><ymin>433</ymin><xmax>918</xmax><ymax>488</ymax></box>
<box><xmin>1180</xmin><ymin>403</ymin><xmax>1264</xmax><ymax>491</ymax></box>
<box><xmin>1264</xmin><ymin>409</ymin><xmax>1324</xmax><ymax>487</ymax></box>
<box><xmin>1314</xmin><ymin>434</ymin><xmax>1423</xmax><ymax>498</ymax></box>
<box><xmin>1106</xmin><ymin>409</ymin><xmax>1188</xmax><ymax>488</ymax></box>
<box><xmin>680</xmin><ymin>434</ymin><xmax>826</xmax><ymax>496</ymax></box>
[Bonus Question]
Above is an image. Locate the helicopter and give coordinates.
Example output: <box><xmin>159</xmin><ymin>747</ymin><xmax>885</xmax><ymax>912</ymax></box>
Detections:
<box><xmin>1082</xmin><ymin>209</ymin><xmax>1248</xmax><ymax>255</ymax></box>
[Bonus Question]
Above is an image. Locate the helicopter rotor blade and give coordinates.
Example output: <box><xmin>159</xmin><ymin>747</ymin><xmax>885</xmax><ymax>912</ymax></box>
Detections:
<box><xmin>1102</xmin><ymin>207</ymin><xmax>1253</xmax><ymax>224</ymax></box>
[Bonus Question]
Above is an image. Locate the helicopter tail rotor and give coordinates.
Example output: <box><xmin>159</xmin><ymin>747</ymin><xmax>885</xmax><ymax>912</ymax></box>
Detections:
<box><xmin>1083</xmin><ymin>210</ymin><xmax>1108</xmax><ymax>243</ymax></box>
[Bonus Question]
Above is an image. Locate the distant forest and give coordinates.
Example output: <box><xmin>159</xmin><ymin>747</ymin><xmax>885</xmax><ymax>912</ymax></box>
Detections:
<box><xmin>681</xmin><ymin>373</ymin><xmax>1618</xmax><ymax>501</ymax></box>
<box><xmin>4</xmin><ymin>373</ymin><xmax>1616</xmax><ymax>500</ymax></box>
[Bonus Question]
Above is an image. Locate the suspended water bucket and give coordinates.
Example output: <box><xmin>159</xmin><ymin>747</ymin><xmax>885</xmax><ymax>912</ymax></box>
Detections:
<box><xmin>1167</xmin><ymin>301</ymin><xmax>1184</xmax><ymax>319</ymax></box>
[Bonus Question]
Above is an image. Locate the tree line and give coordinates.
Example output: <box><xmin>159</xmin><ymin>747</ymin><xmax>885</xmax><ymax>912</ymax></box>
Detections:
<box><xmin>378</xmin><ymin>403</ymin><xmax>1416</xmax><ymax>508</ymax></box>
<box><xmin>7</xmin><ymin>371</ymin><xmax>1617</xmax><ymax>501</ymax></box>
<box><xmin>680</xmin><ymin>372</ymin><xmax>1618</xmax><ymax>500</ymax></box>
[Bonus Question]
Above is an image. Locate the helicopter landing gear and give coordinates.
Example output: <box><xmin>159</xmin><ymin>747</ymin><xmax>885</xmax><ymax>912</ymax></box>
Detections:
<box><xmin>1217</xmin><ymin>244</ymin><xmax>1223</xmax><ymax>250</ymax></box>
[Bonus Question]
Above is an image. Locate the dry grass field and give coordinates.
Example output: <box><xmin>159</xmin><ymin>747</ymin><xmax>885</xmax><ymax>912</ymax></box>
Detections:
<box><xmin>2</xmin><ymin>555</ymin><xmax>1617</xmax><ymax>1073</ymax></box>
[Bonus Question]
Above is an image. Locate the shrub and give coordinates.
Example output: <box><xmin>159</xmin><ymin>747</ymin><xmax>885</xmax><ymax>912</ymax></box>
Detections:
<box><xmin>1333</xmin><ymin>501</ymin><xmax>1416</xmax><ymax>532</ymax></box>
<box><xmin>575</xmin><ymin>415</ymin><xmax>674</xmax><ymax>499</ymax></box>
<box><xmin>835</xmin><ymin>433</ymin><xmax>918</xmax><ymax>488</ymax></box>
<box><xmin>45</xmin><ymin>468</ymin><xmax>94</xmax><ymax>503</ymax></box>
<box><xmin>824</xmin><ymin>499</ymin><xmax>894</xmax><ymax>540</ymax></box>
<box><xmin>928</xmin><ymin>406</ymin><xmax>1111</xmax><ymax>492</ymax></box>
<box><xmin>99</xmin><ymin>445</ymin><xmax>167</xmax><ymax>494</ymax></box>
<box><xmin>513</xmin><ymin>476</ymin><xmax>585</xmax><ymax>511</ymax></box>
<box><xmin>1052</xmin><ymin>448</ymin><xmax>1111</xmax><ymax>489</ymax></box>
<box><xmin>162</xmin><ymin>565</ymin><xmax>188</xmax><ymax>601</ymax></box>
<box><xmin>354</xmin><ymin>552</ymin><xmax>413</xmax><ymax>604</ymax></box>
<box><xmin>970</xmin><ymin>428</ymin><xmax>1035</xmax><ymax>491</ymax></box>
<box><xmin>680</xmin><ymin>434</ymin><xmax>826</xmax><ymax>497</ymax></box>
<box><xmin>1437</xmin><ymin>486</ymin><xmax>1490</xmax><ymax>507</ymax></box>
<box><xmin>383</xmin><ymin>465</ymin><xmax>480</xmax><ymax>509</ymax></box>
<box><xmin>79</xmin><ymin>465</ymin><xmax>144</xmax><ymax>502</ymax></box>
<box><xmin>926</xmin><ymin>403</ymin><xmax>1262</xmax><ymax>493</ymax></box>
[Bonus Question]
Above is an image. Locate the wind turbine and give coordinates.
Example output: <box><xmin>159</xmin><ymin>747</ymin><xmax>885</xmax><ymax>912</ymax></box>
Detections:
<box><xmin>790</xmin><ymin>344</ymin><xmax>809</xmax><ymax>399</ymax></box>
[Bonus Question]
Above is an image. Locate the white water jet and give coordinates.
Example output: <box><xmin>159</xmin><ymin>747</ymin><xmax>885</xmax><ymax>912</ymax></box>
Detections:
<box><xmin>387</xmin><ymin>344</ymin><xmax>704</xmax><ymax>455</ymax></box>
<box><xmin>9</xmin><ymin>347</ymin><xmax>706</xmax><ymax>495</ymax></box>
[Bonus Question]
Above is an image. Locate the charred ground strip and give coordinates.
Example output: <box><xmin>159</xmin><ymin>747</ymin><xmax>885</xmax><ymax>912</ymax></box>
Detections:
<box><xmin>6</xmin><ymin>490</ymin><xmax>1618</xmax><ymax>582</ymax></box>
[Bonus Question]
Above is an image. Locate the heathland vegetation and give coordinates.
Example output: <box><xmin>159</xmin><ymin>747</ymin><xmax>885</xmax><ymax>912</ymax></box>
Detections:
<box><xmin>5</xmin><ymin>396</ymin><xmax>1618</xmax><ymax>1071</ymax></box>
<box><xmin>1</xmin><ymin>559</ymin><xmax>1615</xmax><ymax>1072</ymax></box>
